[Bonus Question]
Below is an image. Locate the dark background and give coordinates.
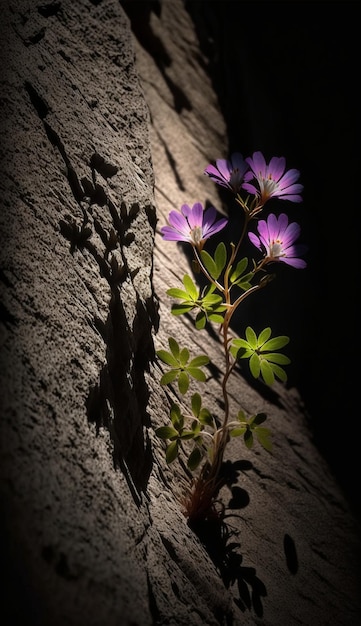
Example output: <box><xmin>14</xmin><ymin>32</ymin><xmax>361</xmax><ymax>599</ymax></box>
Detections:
<box><xmin>184</xmin><ymin>1</ymin><xmax>360</xmax><ymax>518</ymax></box>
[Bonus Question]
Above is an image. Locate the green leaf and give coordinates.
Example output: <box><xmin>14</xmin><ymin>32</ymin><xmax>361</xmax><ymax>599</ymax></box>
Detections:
<box><xmin>249</xmin><ymin>352</ymin><xmax>261</xmax><ymax>378</ymax></box>
<box><xmin>198</xmin><ymin>408</ymin><xmax>213</xmax><ymax>427</ymax></box>
<box><xmin>187</xmin><ymin>446</ymin><xmax>203</xmax><ymax>471</ymax></box>
<box><xmin>157</xmin><ymin>350</ymin><xmax>179</xmax><ymax>367</ymax></box>
<box><xmin>202</xmin><ymin>294</ymin><xmax>223</xmax><ymax>305</ymax></box>
<box><xmin>237</xmin><ymin>409</ymin><xmax>247</xmax><ymax>422</ymax></box>
<box><xmin>214</xmin><ymin>242</ymin><xmax>227</xmax><ymax>274</ymax></box>
<box><xmin>183</xmin><ymin>274</ymin><xmax>198</xmax><ymax>299</ymax></box>
<box><xmin>230</xmin><ymin>257</ymin><xmax>248</xmax><ymax>283</ymax></box>
<box><xmin>250</xmin><ymin>412</ymin><xmax>267</xmax><ymax>426</ymax></box>
<box><xmin>160</xmin><ymin>370</ymin><xmax>178</xmax><ymax>386</ymax></box>
<box><xmin>187</xmin><ymin>367</ymin><xmax>207</xmax><ymax>382</ymax></box>
<box><xmin>258</xmin><ymin>327</ymin><xmax>272</xmax><ymax>346</ymax></box>
<box><xmin>269</xmin><ymin>362</ymin><xmax>288</xmax><ymax>383</ymax></box>
<box><xmin>239</xmin><ymin>272</ymin><xmax>254</xmax><ymax>283</ymax></box>
<box><xmin>255</xmin><ymin>427</ymin><xmax>272</xmax><ymax>451</ymax></box>
<box><xmin>260</xmin><ymin>359</ymin><xmax>275</xmax><ymax>385</ymax></box>
<box><xmin>236</xmin><ymin>281</ymin><xmax>252</xmax><ymax>292</ymax></box>
<box><xmin>167</xmin><ymin>287</ymin><xmax>189</xmax><ymax>299</ymax></box>
<box><xmin>231</xmin><ymin>338</ymin><xmax>249</xmax><ymax>349</ymax></box>
<box><xmin>166</xmin><ymin>440</ymin><xmax>179</xmax><ymax>463</ymax></box>
<box><xmin>180</xmin><ymin>430</ymin><xmax>196</xmax><ymax>440</ymax></box>
<box><xmin>244</xmin><ymin>429</ymin><xmax>254</xmax><ymax>449</ymax></box>
<box><xmin>179</xmin><ymin>347</ymin><xmax>190</xmax><ymax>366</ymax></box>
<box><xmin>171</xmin><ymin>303</ymin><xmax>194</xmax><ymax>315</ymax></box>
<box><xmin>195</xmin><ymin>311</ymin><xmax>207</xmax><ymax>330</ymax></box>
<box><xmin>230</xmin><ymin>344</ymin><xmax>253</xmax><ymax>359</ymax></box>
<box><xmin>202</xmin><ymin>282</ymin><xmax>217</xmax><ymax>296</ymax></box>
<box><xmin>191</xmin><ymin>419</ymin><xmax>202</xmax><ymax>435</ymax></box>
<box><xmin>208</xmin><ymin>313</ymin><xmax>225</xmax><ymax>324</ymax></box>
<box><xmin>245</xmin><ymin>326</ymin><xmax>258</xmax><ymax>348</ymax></box>
<box><xmin>170</xmin><ymin>404</ymin><xmax>183</xmax><ymax>429</ymax></box>
<box><xmin>200</xmin><ymin>250</ymin><xmax>219</xmax><ymax>278</ymax></box>
<box><xmin>230</xmin><ymin>338</ymin><xmax>252</xmax><ymax>359</ymax></box>
<box><xmin>168</xmin><ymin>337</ymin><xmax>180</xmax><ymax>358</ymax></box>
<box><xmin>178</xmin><ymin>371</ymin><xmax>189</xmax><ymax>394</ymax></box>
<box><xmin>188</xmin><ymin>355</ymin><xmax>209</xmax><ymax>367</ymax></box>
<box><xmin>155</xmin><ymin>426</ymin><xmax>179</xmax><ymax>440</ymax></box>
<box><xmin>233</xmin><ymin>272</ymin><xmax>254</xmax><ymax>288</ymax></box>
<box><xmin>230</xmin><ymin>427</ymin><xmax>247</xmax><ymax>437</ymax></box>
<box><xmin>264</xmin><ymin>353</ymin><xmax>291</xmax><ymax>365</ymax></box>
<box><xmin>261</xmin><ymin>336</ymin><xmax>290</xmax><ymax>351</ymax></box>
<box><xmin>191</xmin><ymin>393</ymin><xmax>202</xmax><ymax>417</ymax></box>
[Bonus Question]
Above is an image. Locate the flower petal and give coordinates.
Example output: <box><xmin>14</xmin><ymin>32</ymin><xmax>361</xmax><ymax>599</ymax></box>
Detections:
<box><xmin>216</xmin><ymin>159</ymin><xmax>232</xmax><ymax>180</ymax></box>
<box><xmin>160</xmin><ymin>226</ymin><xmax>190</xmax><ymax>242</ymax></box>
<box><xmin>278</xmin><ymin>168</ymin><xmax>301</xmax><ymax>188</ymax></box>
<box><xmin>248</xmin><ymin>232</ymin><xmax>261</xmax><ymax>249</ymax></box>
<box><xmin>187</xmin><ymin>202</ymin><xmax>203</xmax><ymax>229</ymax></box>
<box><xmin>267</xmin><ymin>156</ymin><xmax>286</xmax><ymax>181</ymax></box>
<box><xmin>168</xmin><ymin>210</ymin><xmax>189</xmax><ymax>233</ymax></box>
<box><xmin>247</xmin><ymin>151</ymin><xmax>266</xmax><ymax>176</ymax></box>
<box><xmin>242</xmin><ymin>182</ymin><xmax>259</xmax><ymax>195</ymax></box>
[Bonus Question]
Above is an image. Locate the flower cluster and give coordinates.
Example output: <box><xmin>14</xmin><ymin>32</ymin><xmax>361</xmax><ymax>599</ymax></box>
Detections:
<box><xmin>204</xmin><ymin>150</ymin><xmax>303</xmax><ymax>204</ymax></box>
<box><xmin>161</xmin><ymin>151</ymin><xmax>306</xmax><ymax>267</ymax></box>
<box><xmin>156</xmin><ymin>150</ymin><xmax>307</xmax><ymax>527</ymax></box>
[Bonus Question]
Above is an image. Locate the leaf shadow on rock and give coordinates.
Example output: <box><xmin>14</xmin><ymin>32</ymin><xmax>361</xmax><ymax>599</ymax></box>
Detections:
<box><xmin>59</xmin><ymin>160</ymin><xmax>159</xmax><ymax>506</ymax></box>
<box><xmin>188</xmin><ymin>459</ymin><xmax>268</xmax><ymax>618</ymax></box>
<box><xmin>25</xmin><ymin>79</ymin><xmax>158</xmax><ymax>501</ymax></box>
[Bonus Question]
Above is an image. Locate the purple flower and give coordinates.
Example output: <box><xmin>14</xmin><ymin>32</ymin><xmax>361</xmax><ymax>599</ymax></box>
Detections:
<box><xmin>160</xmin><ymin>202</ymin><xmax>228</xmax><ymax>250</ymax></box>
<box><xmin>204</xmin><ymin>153</ymin><xmax>249</xmax><ymax>193</ymax></box>
<box><xmin>249</xmin><ymin>213</ymin><xmax>307</xmax><ymax>268</ymax></box>
<box><xmin>242</xmin><ymin>151</ymin><xmax>303</xmax><ymax>204</ymax></box>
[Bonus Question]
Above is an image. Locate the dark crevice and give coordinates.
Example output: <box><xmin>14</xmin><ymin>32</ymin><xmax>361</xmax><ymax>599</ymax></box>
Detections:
<box><xmin>284</xmin><ymin>533</ymin><xmax>298</xmax><ymax>575</ymax></box>
<box><xmin>0</xmin><ymin>301</ymin><xmax>18</xmax><ymax>328</ymax></box>
<box><xmin>121</xmin><ymin>0</ymin><xmax>192</xmax><ymax>114</ymax></box>
<box><xmin>37</xmin><ymin>2</ymin><xmax>62</xmax><ymax>18</ymax></box>
<box><xmin>24</xmin><ymin>81</ymin><xmax>48</xmax><ymax>119</ymax></box>
<box><xmin>146</xmin><ymin>570</ymin><xmax>162</xmax><ymax>625</ymax></box>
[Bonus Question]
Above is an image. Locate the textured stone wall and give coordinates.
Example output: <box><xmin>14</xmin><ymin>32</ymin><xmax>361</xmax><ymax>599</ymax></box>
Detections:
<box><xmin>0</xmin><ymin>1</ymin><xmax>360</xmax><ymax>625</ymax></box>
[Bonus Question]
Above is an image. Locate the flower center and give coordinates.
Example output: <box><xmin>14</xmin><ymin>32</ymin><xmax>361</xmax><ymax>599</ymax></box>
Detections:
<box><xmin>269</xmin><ymin>239</ymin><xmax>283</xmax><ymax>258</ymax></box>
<box><xmin>261</xmin><ymin>178</ymin><xmax>278</xmax><ymax>196</ymax></box>
<box><xmin>191</xmin><ymin>226</ymin><xmax>203</xmax><ymax>245</ymax></box>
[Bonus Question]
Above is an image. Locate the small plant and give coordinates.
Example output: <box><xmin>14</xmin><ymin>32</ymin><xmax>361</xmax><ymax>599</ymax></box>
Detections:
<box><xmin>156</xmin><ymin>150</ymin><xmax>307</xmax><ymax>527</ymax></box>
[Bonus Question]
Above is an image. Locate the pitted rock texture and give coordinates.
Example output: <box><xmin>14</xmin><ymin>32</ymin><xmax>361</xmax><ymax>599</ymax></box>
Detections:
<box><xmin>0</xmin><ymin>1</ymin><xmax>360</xmax><ymax>625</ymax></box>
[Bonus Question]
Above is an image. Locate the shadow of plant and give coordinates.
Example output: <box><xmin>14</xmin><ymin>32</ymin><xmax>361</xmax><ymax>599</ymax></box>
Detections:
<box><xmin>58</xmin><ymin>155</ymin><xmax>159</xmax><ymax>505</ymax></box>
<box><xmin>188</xmin><ymin>459</ymin><xmax>267</xmax><ymax>618</ymax></box>
<box><xmin>24</xmin><ymin>81</ymin><xmax>158</xmax><ymax>501</ymax></box>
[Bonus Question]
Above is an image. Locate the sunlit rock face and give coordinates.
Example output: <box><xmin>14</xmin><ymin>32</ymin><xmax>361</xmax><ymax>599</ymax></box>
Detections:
<box><xmin>0</xmin><ymin>1</ymin><xmax>360</xmax><ymax>625</ymax></box>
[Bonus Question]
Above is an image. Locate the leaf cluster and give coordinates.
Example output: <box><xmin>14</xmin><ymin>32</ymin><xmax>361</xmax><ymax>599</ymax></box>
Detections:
<box><xmin>230</xmin><ymin>410</ymin><xmax>272</xmax><ymax>451</ymax></box>
<box><xmin>167</xmin><ymin>274</ymin><xmax>226</xmax><ymax>329</ymax></box>
<box><xmin>201</xmin><ymin>244</ymin><xmax>254</xmax><ymax>293</ymax></box>
<box><xmin>230</xmin><ymin>327</ymin><xmax>290</xmax><ymax>385</ymax></box>
<box><xmin>228</xmin><ymin>256</ymin><xmax>254</xmax><ymax>291</ymax></box>
<box><xmin>155</xmin><ymin>393</ymin><xmax>214</xmax><ymax>469</ymax></box>
<box><xmin>157</xmin><ymin>337</ymin><xmax>209</xmax><ymax>393</ymax></box>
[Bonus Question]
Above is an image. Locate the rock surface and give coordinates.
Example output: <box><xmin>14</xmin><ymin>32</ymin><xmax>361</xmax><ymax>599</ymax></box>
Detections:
<box><xmin>0</xmin><ymin>1</ymin><xmax>360</xmax><ymax>625</ymax></box>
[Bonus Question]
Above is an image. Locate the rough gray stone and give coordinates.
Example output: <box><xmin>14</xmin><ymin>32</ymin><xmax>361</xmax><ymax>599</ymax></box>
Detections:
<box><xmin>1</xmin><ymin>1</ymin><xmax>360</xmax><ymax>625</ymax></box>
